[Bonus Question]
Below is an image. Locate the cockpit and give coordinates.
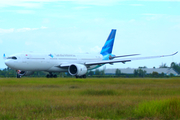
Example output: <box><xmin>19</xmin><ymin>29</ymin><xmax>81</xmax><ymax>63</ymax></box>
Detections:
<box><xmin>7</xmin><ymin>56</ymin><xmax>17</xmax><ymax>60</ymax></box>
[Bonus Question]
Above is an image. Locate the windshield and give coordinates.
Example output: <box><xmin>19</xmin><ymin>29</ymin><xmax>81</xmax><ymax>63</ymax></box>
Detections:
<box><xmin>7</xmin><ymin>56</ymin><xmax>17</xmax><ymax>60</ymax></box>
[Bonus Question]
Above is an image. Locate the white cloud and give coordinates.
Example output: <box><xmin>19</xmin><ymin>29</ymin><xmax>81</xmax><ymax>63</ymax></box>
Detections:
<box><xmin>90</xmin><ymin>46</ymin><xmax>101</xmax><ymax>53</ymax></box>
<box><xmin>15</xmin><ymin>10</ymin><xmax>35</xmax><ymax>14</ymax></box>
<box><xmin>1</xmin><ymin>10</ymin><xmax>35</xmax><ymax>14</ymax></box>
<box><xmin>0</xmin><ymin>0</ymin><xmax>124</xmax><ymax>8</ymax></box>
<box><xmin>73</xmin><ymin>0</ymin><xmax>122</xmax><ymax>6</ymax></box>
<box><xmin>172</xmin><ymin>24</ymin><xmax>180</xmax><ymax>29</ymax></box>
<box><xmin>130</xmin><ymin>4</ymin><xmax>144</xmax><ymax>6</ymax></box>
<box><xmin>16</xmin><ymin>28</ymin><xmax>39</xmax><ymax>32</ymax></box>
<box><xmin>0</xmin><ymin>0</ymin><xmax>43</xmax><ymax>8</ymax></box>
<box><xmin>0</xmin><ymin>39</ymin><xmax>3</xmax><ymax>44</ymax></box>
<box><xmin>0</xmin><ymin>0</ymin><xmax>180</xmax><ymax>8</ymax></box>
<box><xmin>25</xmin><ymin>41</ymin><xmax>36</xmax><ymax>46</ymax></box>
<box><xmin>41</xmin><ymin>26</ymin><xmax>48</xmax><ymax>29</ymax></box>
<box><xmin>73</xmin><ymin>6</ymin><xmax>90</xmax><ymax>10</ymax></box>
<box><xmin>139</xmin><ymin>0</ymin><xmax>180</xmax><ymax>1</ymax></box>
<box><xmin>129</xmin><ymin>19</ymin><xmax>136</xmax><ymax>23</ymax></box>
<box><xmin>142</xmin><ymin>13</ymin><xmax>165</xmax><ymax>21</ymax></box>
<box><xmin>0</xmin><ymin>27</ymin><xmax>47</xmax><ymax>33</ymax></box>
<box><xmin>0</xmin><ymin>28</ymin><xmax>14</xmax><ymax>33</ymax></box>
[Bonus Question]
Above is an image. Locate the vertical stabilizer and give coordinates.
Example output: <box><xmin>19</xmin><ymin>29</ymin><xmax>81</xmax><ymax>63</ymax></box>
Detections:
<box><xmin>100</xmin><ymin>29</ymin><xmax>116</xmax><ymax>56</ymax></box>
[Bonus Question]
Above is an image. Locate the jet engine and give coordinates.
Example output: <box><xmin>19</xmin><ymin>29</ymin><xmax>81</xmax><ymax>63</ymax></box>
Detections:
<box><xmin>17</xmin><ymin>70</ymin><xmax>34</xmax><ymax>76</ymax></box>
<box><xmin>68</xmin><ymin>64</ymin><xmax>87</xmax><ymax>76</ymax></box>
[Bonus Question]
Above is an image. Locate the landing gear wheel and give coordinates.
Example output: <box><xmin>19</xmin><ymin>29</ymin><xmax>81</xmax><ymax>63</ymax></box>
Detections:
<box><xmin>17</xmin><ymin>74</ymin><xmax>21</xmax><ymax>78</ymax></box>
<box><xmin>75</xmin><ymin>75</ymin><xmax>86</xmax><ymax>79</ymax></box>
<box><xmin>83</xmin><ymin>75</ymin><xmax>86</xmax><ymax>78</ymax></box>
<box><xmin>46</xmin><ymin>73</ymin><xmax>57</xmax><ymax>78</ymax></box>
<box><xmin>46</xmin><ymin>74</ymin><xmax>50</xmax><ymax>78</ymax></box>
<box><xmin>53</xmin><ymin>74</ymin><xmax>57</xmax><ymax>78</ymax></box>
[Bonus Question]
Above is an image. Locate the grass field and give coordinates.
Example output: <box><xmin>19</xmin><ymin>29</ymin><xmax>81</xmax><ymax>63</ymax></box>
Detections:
<box><xmin>0</xmin><ymin>78</ymin><xmax>180</xmax><ymax>120</ymax></box>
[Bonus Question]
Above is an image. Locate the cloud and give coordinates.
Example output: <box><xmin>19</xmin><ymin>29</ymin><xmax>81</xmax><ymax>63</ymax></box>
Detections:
<box><xmin>0</xmin><ymin>0</ymin><xmax>124</xmax><ymax>8</ymax></box>
<box><xmin>73</xmin><ymin>6</ymin><xmax>90</xmax><ymax>10</ymax></box>
<box><xmin>73</xmin><ymin>0</ymin><xmax>122</xmax><ymax>6</ymax></box>
<box><xmin>90</xmin><ymin>46</ymin><xmax>101</xmax><ymax>53</ymax></box>
<box><xmin>142</xmin><ymin>13</ymin><xmax>165</xmax><ymax>21</ymax></box>
<box><xmin>172</xmin><ymin>24</ymin><xmax>180</xmax><ymax>29</ymax></box>
<box><xmin>41</xmin><ymin>26</ymin><xmax>48</xmax><ymax>29</ymax></box>
<box><xmin>15</xmin><ymin>10</ymin><xmax>35</xmax><ymax>14</ymax></box>
<box><xmin>0</xmin><ymin>28</ymin><xmax>14</xmax><ymax>33</ymax></box>
<box><xmin>130</xmin><ymin>4</ymin><xmax>144</xmax><ymax>6</ymax></box>
<box><xmin>0</xmin><ymin>39</ymin><xmax>3</xmax><ymax>44</ymax></box>
<box><xmin>0</xmin><ymin>0</ymin><xmax>180</xmax><ymax>8</ymax></box>
<box><xmin>25</xmin><ymin>41</ymin><xmax>36</xmax><ymax>46</ymax></box>
<box><xmin>16</xmin><ymin>28</ymin><xmax>39</xmax><ymax>32</ymax></box>
<box><xmin>138</xmin><ymin>0</ymin><xmax>180</xmax><ymax>1</ymax></box>
<box><xmin>0</xmin><ymin>27</ymin><xmax>47</xmax><ymax>33</ymax></box>
<box><xmin>129</xmin><ymin>19</ymin><xmax>136</xmax><ymax>23</ymax></box>
<box><xmin>0</xmin><ymin>0</ymin><xmax>43</xmax><ymax>8</ymax></box>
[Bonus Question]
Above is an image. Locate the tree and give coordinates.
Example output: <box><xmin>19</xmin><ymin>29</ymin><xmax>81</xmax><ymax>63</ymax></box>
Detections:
<box><xmin>134</xmin><ymin>69</ymin><xmax>138</xmax><ymax>77</ymax></box>
<box><xmin>88</xmin><ymin>71</ymin><xmax>94</xmax><ymax>76</ymax></box>
<box><xmin>134</xmin><ymin>69</ymin><xmax>146</xmax><ymax>78</ymax></box>
<box><xmin>100</xmin><ymin>70</ymin><xmax>105</xmax><ymax>76</ymax></box>
<box><xmin>170</xmin><ymin>73</ymin><xmax>174</xmax><ymax>77</ymax></box>
<box><xmin>160</xmin><ymin>72</ymin><xmax>165</xmax><ymax>77</ymax></box>
<box><xmin>95</xmin><ymin>69</ymin><xmax>100</xmax><ymax>75</ymax></box>
<box><xmin>139</xmin><ymin>66</ymin><xmax>147</xmax><ymax>69</ymax></box>
<box><xmin>152</xmin><ymin>71</ymin><xmax>159</xmax><ymax>78</ymax></box>
<box><xmin>159</xmin><ymin>63</ymin><xmax>168</xmax><ymax>68</ymax></box>
<box><xmin>115</xmin><ymin>69</ymin><xmax>121</xmax><ymax>76</ymax></box>
<box><xmin>171</xmin><ymin>62</ymin><xmax>180</xmax><ymax>74</ymax></box>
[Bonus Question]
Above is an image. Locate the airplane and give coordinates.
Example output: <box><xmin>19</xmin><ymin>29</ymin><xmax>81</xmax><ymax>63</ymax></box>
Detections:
<box><xmin>4</xmin><ymin>29</ymin><xmax>178</xmax><ymax>78</ymax></box>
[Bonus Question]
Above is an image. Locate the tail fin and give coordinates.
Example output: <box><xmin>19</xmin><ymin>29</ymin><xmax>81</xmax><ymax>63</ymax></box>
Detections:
<box><xmin>100</xmin><ymin>29</ymin><xmax>116</xmax><ymax>56</ymax></box>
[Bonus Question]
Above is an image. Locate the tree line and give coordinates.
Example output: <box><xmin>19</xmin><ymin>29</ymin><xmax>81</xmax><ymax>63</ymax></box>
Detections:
<box><xmin>0</xmin><ymin>62</ymin><xmax>179</xmax><ymax>78</ymax></box>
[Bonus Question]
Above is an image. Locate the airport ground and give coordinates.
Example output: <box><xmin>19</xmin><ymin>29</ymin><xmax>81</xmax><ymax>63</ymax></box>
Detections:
<box><xmin>0</xmin><ymin>78</ymin><xmax>180</xmax><ymax>120</ymax></box>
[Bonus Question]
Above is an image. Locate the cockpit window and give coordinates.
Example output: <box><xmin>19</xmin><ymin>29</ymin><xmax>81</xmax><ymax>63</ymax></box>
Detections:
<box><xmin>12</xmin><ymin>56</ymin><xmax>17</xmax><ymax>59</ymax></box>
<box><xmin>7</xmin><ymin>56</ymin><xmax>17</xmax><ymax>60</ymax></box>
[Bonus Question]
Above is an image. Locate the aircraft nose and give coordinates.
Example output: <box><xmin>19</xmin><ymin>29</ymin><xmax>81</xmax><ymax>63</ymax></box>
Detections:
<box><xmin>5</xmin><ymin>60</ymin><xmax>13</xmax><ymax>67</ymax></box>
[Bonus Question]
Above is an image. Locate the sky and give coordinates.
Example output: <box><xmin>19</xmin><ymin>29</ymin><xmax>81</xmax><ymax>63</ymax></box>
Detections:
<box><xmin>0</xmin><ymin>0</ymin><xmax>180</xmax><ymax>69</ymax></box>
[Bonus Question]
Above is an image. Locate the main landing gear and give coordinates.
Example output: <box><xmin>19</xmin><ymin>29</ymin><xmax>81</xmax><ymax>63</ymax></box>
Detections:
<box><xmin>17</xmin><ymin>74</ymin><xmax>21</xmax><ymax>78</ymax></box>
<box><xmin>46</xmin><ymin>72</ymin><xmax>57</xmax><ymax>78</ymax></box>
<box><xmin>76</xmin><ymin>75</ymin><xmax>86</xmax><ymax>78</ymax></box>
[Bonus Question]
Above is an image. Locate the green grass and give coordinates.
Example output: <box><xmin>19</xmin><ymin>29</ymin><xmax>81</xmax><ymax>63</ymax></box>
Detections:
<box><xmin>135</xmin><ymin>98</ymin><xmax>180</xmax><ymax>120</ymax></box>
<box><xmin>0</xmin><ymin>78</ymin><xmax>180</xmax><ymax>119</ymax></box>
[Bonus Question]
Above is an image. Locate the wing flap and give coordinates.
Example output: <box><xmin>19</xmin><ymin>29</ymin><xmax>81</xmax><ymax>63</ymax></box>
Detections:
<box><xmin>85</xmin><ymin>60</ymin><xmax>131</xmax><ymax>66</ymax></box>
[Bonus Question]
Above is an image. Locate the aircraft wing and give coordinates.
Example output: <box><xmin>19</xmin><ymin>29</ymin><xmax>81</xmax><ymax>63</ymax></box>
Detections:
<box><xmin>59</xmin><ymin>52</ymin><xmax>178</xmax><ymax>67</ymax></box>
<box><xmin>85</xmin><ymin>52</ymin><xmax>178</xmax><ymax>66</ymax></box>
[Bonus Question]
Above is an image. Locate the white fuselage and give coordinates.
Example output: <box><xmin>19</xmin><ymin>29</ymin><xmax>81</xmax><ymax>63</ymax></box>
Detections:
<box><xmin>5</xmin><ymin>53</ymin><xmax>103</xmax><ymax>72</ymax></box>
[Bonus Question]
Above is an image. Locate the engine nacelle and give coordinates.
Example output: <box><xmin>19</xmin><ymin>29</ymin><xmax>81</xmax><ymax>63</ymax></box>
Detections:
<box><xmin>17</xmin><ymin>70</ymin><xmax>34</xmax><ymax>76</ymax></box>
<box><xmin>68</xmin><ymin>64</ymin><xmax>87</xmax><ymax>76</ymax></box>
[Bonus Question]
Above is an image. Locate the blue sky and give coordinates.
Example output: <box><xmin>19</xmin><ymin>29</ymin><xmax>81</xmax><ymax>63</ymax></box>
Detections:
<box><xmin>0</xmin><ymin>0</ymin><xmax>180</xmax><ymax>69</ymax></box>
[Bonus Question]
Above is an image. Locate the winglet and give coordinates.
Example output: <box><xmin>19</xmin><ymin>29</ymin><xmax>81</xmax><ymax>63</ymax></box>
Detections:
<box><xmin>172</xmin><ymin>51</ymin><xmax>178</xmax><ymax>56</ymax></box>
